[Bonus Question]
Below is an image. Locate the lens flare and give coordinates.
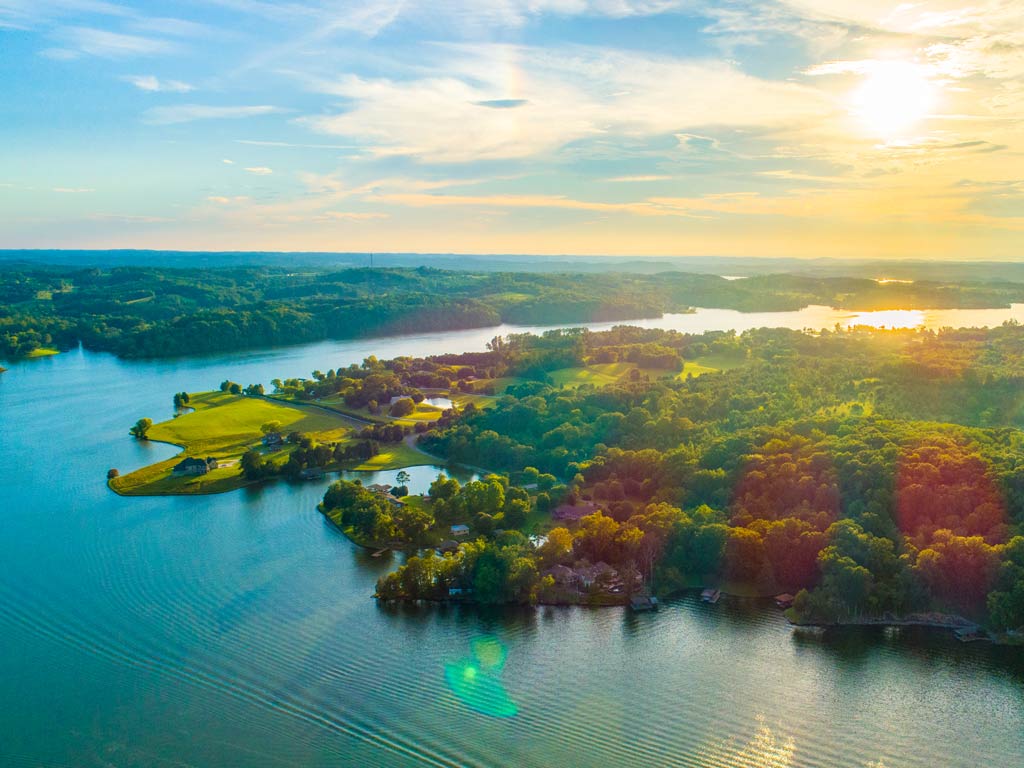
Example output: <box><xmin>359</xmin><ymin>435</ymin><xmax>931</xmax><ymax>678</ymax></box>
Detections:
<box><xmin>444</xmin><ymin>635</ymin><xmax>518</xmax><ymax>718</ymax></box>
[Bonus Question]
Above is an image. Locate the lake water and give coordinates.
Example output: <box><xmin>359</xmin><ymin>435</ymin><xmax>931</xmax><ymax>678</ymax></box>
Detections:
<box><xmin>2</xmin><ymin>308</ymin><xmax>1024</xmax><ymax>767</ymax></box>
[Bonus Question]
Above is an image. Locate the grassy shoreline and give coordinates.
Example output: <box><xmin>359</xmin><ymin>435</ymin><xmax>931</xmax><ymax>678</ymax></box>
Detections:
<box><xmin>109</xmin><ymin>391</ymin><xmax>442</xmax><ymax>497</ymax></box>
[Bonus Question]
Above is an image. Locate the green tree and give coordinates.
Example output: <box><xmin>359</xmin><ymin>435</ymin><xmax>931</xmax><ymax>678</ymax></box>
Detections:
<box><xmin>129</xmin><ymin>417</ymin><xmax>152</xmax><ymax>440</ymax></box>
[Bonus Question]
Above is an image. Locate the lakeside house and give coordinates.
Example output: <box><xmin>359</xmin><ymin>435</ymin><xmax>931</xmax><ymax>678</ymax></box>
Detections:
<box><xmin>366</xmin><ymin>483</ymin><xmax>404</xmax><ymax>506</ymax></box>
<box><xmin>298</xmin><ymin>467</ymin><xmax>325</xmax><ymax>481</ymax></box>
<box><xmin>701</xmin><ymin>588</ymin><xmax>722</xmax><ymax>604</ymax></box>
<box><xmin>552</xmin><ymin>500</ymin><xmax>601</xmax><ymax>522</ymax></box>
<box><xmin>575</xmin><ymin>561</ymin><xmax>618</xmax><ymax>589</ymax></box>
<box><xmin>262</xmin><ymin>432</ymin><xmax>283</xmax><ymax>448</ymax></box>
<box><xmin>629</xmin><ymin>595</ymin><xmax>659</xmax><ymax>612</ymax></box>
<box><xmin>451</xmin><ymin>524</ymin><xmax>470</xmax><ymax>537</ymax></box>
<box><xmin>172</xmin><ymin>456</ymin><xmax>218</xmax><ymax>477</ymax></box>
<box><xmin>544</xmin><ymin>564</ymin><xmax>576</xmax><ymax>586</ymax></box>
<box><xmin>438</xmin><ymin>540</ymin><xmax>460</xmax><ymax>554</ymax></box>
<box><xmin>774</xmin><ymin>593</ymin><xmax>796</xmax><ymax>609</ymax></box>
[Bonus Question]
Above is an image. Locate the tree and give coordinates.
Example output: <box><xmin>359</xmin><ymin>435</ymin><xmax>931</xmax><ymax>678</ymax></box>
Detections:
<box><xmin>392</xmin><ymin>504</ymin><xmax>432</xmax><ymax>543</ymax></box>
<box><xmin>538</xmin><ymin>527</ymin><xmax>574</xmax><ymax>567</ymax></box>
<box><xmin>260</xmin><ymin>420</ymin><xmax>283</xmax><ymax>435</ymax></box>
<box><xmin>390</xmin><ymin>397</ymin><xmax>415</xmax><ymax>417</ymax></box>
<box><xmin>129</xmin><ymin>417</ymin><xmax>152</xmax><ymax>440</ymax></box>
<box><xmin>241</xmin><ymin>449</ymin><xmax>271</xmax><ymax>479</ymax></box>
<box><xmin>396</xmin><ymin>470</ymin><xmax>411</xmax><ymax>485</ymax></box>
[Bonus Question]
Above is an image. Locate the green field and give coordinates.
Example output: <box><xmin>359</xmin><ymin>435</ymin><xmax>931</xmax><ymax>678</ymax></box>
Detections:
<box><xmin>24</xmin><ymin>347</ymin><xmax>59</xmax><ymax>358</ymax></box>
<box><xmin>309</xmin><ymin>395</ymin><xmax>446</xmax><ymax>427</ymax></box>
<box><xmin>548</xmin><ymin>362</ymin><xmax>634</xmax><ymax>387</ymax></box>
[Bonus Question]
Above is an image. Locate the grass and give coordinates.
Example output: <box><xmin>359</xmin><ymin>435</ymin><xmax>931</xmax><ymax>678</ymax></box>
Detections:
<box><xmin>307</xmin><ymin>395</ymin><xmax>446</xmax><ymax>427</ymax></box>
<box><xmin>676</xmin><ymin>361</ymin><xmax>720</xmax><ymax>380</ymax></box>
<box><xmin>391</xmin><ymin>402</ymin><xmax>445</xmax><ymax>426</ymax></box>
<box><xmin>111</xmin><ymin>391</ymin><xmax>355</xmax><ymax>496</ymax></box>
<box><xmin>549</xmin><ymin>362</ymin><xmax>634</xmax><ymax>388</ymax></box>
<box><xmin>25</xmin><ymin>347</ymin><xmax>59</xmax><ymax>358</ymax></box>
<box><xmin>452</xmin><ymin>392</ymin><xmax>500</xmax><ymax>409</ymax></box>
<box><xmin>348</xmin><ymin>441</ymin><xmax>437</xmax><ymax>471</ymax></box>
<box><xmin>692</xmin><ymin>351</ymin><xmax>748</xmax><ymax>371</ymax></box>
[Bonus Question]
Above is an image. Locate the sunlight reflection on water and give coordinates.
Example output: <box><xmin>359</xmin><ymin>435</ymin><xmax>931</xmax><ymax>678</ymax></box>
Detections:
<box><xmin>844</xmin><ymin>309</ymin><xmax>926</xmax><ymax>329</ymax></box>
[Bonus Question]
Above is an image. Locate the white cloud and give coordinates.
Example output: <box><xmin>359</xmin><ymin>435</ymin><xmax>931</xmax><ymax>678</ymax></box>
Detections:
<box><xmin>222</xmin><ymin>158</ymin><xmax>234</xmax><ymax>164</ymax></box>
<box><xmin>59</xmin><ymin>26</ymin><xmax>180</xmax><ymax>58</ymax></box>
<box><xmin>606</xmin><ymin>174</ymin><xmax>672</xmax><ymax>182</ymax></box>
<box><xmin>244</xmin><ymin>166</ymin><xmax>273</xmax><ymax>175</ymax></box>
<box><xmin>301</xmin><ymin>44</ymin><xmax>832</xmax><ymax>162</ymax></box>
<box><xmin>207</xmin><ymin>195</ymin><xmax>250</xmax><ymax>204</ymax></box>
<box><xmin>123</xmin><ymin>74</ymin><xmax>194</xmax><ymax>92</ymax></box>
<box><xmin>143</xmin><ymin>104</ymin><xmax>283</xmax><ymax>124</ymax></box>
<box><xmin>53</xmin><ymin>187</ymin><xmax>95</xmax><ymax>193</ymax></box>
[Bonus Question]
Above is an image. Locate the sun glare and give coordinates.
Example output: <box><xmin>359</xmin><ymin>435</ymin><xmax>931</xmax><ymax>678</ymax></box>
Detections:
<box><xmin>850</xmin><ymin>61</ymin><xmax>937</xmax><ymax>139</ymax></box>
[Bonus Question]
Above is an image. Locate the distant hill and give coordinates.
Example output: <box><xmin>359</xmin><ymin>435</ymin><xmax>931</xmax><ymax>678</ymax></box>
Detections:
<box><xmin>2</xmin><ymin>249</ymin><xmax>1023</xmax><ymax>283</ymax></box>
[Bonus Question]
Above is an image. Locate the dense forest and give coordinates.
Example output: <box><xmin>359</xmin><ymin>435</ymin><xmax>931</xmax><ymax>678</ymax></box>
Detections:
<box><xmin>5</xmin><ymin>261</ymin><xmax>1024</xmax><ymax>359</ymax></box>
<box><xmin>311</xmin><ymin>322</ymin><xmax>1024</xmax><ymax>635</ymax></box>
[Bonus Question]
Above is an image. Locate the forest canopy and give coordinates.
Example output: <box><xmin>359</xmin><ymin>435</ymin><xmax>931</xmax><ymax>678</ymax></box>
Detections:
<box><xmin>5</xmin><ymin>262</ymin><xmax>1024</xmax><ymax>359</ymax></box>
<box><xmin>313</xmin><ymin>322</ymin><xmax>1024</xmax><ymax>634</ymax></box>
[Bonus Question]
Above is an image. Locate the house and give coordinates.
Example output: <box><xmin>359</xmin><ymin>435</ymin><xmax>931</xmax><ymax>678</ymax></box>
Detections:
<box><xmin>701</xmin><ymin>588</ymin><xmax>722</xmax><ymax>604</ymax></box>
<box><xmin>629</xmin><ymin>595</ymin><xmax>659</xmax><ymax>612</ymax></box>
<box><xmin>438</xmin><ymin>540</ymin><xmax>460</xmax><ymax>554</ymax></box>
<box><xmin>543</xmin><ymin>564</ymin><xmax>576</xmax><ymax>586</ymax></box>
<box><xmin>450</xmin><ymin>524</ymin><xmax>470</xmax><ymax>537</ymax></box>
<box><xmin>366</xmin><ymin>483</ymin><xmax>392</xmax><ymax>494</ymax></box>
<box><xmin>552</xmin><ymin>500</ymin><xmax>601</xmax><ymax>522</ymax></box>
<box><xmin>298</xmin><ymin>467</ymin><xmax>325</xmax><ymax>481</ymax></box>
<box><xmin>262</xmin><ymin>432</ymin><xmax>283</xmax><ymax>448</ymax></box>
<box><xmin>774</xmin><ymin>593</ymin><xmax>795</xmax><ymax>609</ymax></box>
<box><xmin>575</xmin><ymin>561</ymin><xmax>617</xmax><ymax>589</ymax></box>
<box><xmin>172</xmin><ymin>457</ymin><xmax>218</xmax><ymax>477</ymax></box>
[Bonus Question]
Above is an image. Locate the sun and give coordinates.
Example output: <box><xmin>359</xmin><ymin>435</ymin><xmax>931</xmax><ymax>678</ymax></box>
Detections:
<box><xmin>850</xmin><ymin>61</ymin><xmax>937</xmax><ymax>139</ymax></box>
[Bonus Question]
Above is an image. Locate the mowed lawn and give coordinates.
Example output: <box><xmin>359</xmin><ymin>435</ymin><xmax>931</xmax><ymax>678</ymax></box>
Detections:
<box><xmin>111</xmin><ymin>392</ymin><xmax>353</xmax><ymax>496</ymax></box>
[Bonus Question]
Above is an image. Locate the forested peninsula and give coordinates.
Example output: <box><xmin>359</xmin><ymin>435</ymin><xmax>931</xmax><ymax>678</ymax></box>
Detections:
<box><xmin>296</xmin><ymin>323</ymin><xmax>1024</xmax><ymax>641</ymax></box>
<box><xmin>6</xmin><ymin>261</ymin><xmax>1024</xmax><ymax>359</ymax></box>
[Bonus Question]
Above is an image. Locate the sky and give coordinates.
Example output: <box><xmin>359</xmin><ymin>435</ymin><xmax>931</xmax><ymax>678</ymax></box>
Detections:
<box><xmin>0</xmin><ymin>0</ymin><xmax>1021</xmax><ymax>259</ymax></box>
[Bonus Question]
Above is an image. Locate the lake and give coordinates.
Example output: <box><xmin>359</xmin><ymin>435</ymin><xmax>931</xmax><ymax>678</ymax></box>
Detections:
<box><xmin>2</xmin><ymin>308</ymin><xmax>1024</xmax><ymax>767</ymax></box>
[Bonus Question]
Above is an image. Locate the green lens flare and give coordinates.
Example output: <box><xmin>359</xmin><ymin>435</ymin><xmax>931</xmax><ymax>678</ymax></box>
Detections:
<box><xmin>444</xmin><ymin>635</ymin><xmax>518</xmax><ymax>717</ymax></box>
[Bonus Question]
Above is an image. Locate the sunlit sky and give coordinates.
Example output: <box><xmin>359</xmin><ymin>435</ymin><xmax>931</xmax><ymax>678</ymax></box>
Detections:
<box><xmin>1</xmin><ymin>1</ymin><xmax>1021</xmax><ymax>258</ymax></box>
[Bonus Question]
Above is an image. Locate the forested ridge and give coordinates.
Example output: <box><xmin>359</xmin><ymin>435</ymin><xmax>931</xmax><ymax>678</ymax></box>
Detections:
<box><xmin>5</xmin><ymin>262</ymin><xmax>1024</xmax><ymax>359</ymax></box>
<box><xmin>311</xmin><ymin>323</ymin><xmax>1024</xmax><ymax>634</ymax></box>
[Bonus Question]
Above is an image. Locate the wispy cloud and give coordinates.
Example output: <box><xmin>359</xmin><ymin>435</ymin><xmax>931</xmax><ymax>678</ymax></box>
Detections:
<box><xmin>207</xmin><ymin>195</ymin><xmax>250</xmax><ymax>204</ymax></box>
<box><xmin>53</xmin><ymin>187</ymin><xmax>95</xmax><ymax>193</ymax></box>
<box><xmin>244</xmin><ymin>166</ymin><xmax>273</xmax><ymax>175</ymax></box>
<box><xmin>122</xmin><ymin>74</ymin><xmax>194</xmax><ymax>92</ymax></box>
<box><xmin>301</xmin><ymin>44</ymin><xmax>831</xmax><ymax>162</ymax></box>
<box><xmin>143</xmin><ymin>105</ymin><xmax>284</xmax><ymax>124</ymax></box>
<box><xmin>606</xmin><ymin>174</ymin><xmax>672</xmax><ymax>182</ymax></box>
<box><xmin>58</xmin><ymin>26</ymin><xmax>180</xmax><ymax>58</ymax></box>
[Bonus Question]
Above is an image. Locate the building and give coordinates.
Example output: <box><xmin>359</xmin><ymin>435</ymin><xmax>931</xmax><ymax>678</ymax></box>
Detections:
<box><xmin>366</xmin><ymin>483</ymin><xmax>392</xmax><ymax>494</ymax></box>
<box><xmin>262</xmin><ymin>432</ymin><xmax>283</xmax><ymax>448</ymax></box>
<box><xmin>172</xmin><ymin>457</ymin><xmax>218</xmax><ymax>477</ymax></box>
<box><xmin>552</xmin><ymin>500</ymin><xmax>600</xmax><ymax>522</ymax></box>
<box><xmin>438</xmin><ymin>540</ymin><xmax>460</xmax><ymax>554</ymax></box>
<box><xmin>450</xmin><ymin>524</ymin><xmax>470</xmax><ymax>537</ymax></box>
<box><xmin>298</xmin><ymin>467</ymin><xmax>325</xmax><ymax>481</ymax></box>
<box><xmin>575</xmin><ymin>561</ymin><xmax>617</xmax><ymax>589</ymax></box>
<box><xmin>774</xmin><ymin>593</ymin><xmax>795</xmax><ymax>609</ymax></box>
<box><xmin>543</xmin><ymin>564</ymin><xmax>576</xmax><ymax>586</ymax></box>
